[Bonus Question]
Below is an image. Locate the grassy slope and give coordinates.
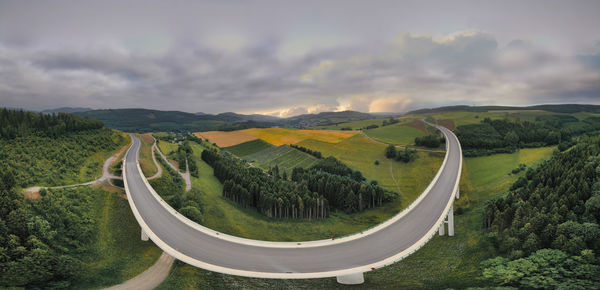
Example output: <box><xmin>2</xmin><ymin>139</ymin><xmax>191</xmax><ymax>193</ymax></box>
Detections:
<box><xmin>243</xmin><ymin>145</ymin><xmax>319</xmax><ymax>175</ymax></box>
<box><xmin>364</xmin><ymin>122</ymin><xmax>427</xmax><ymax>145</ymax></box>
<box><xmin>158</xmin><ymin>139</ymin><xmax>179</xmax><ymax>155</ymax></box>
<box><xmin>224</xmin><ymin>139</ymin><xmax>273</xmax><ymax>157</ymax></box>
<box><xmin>311</xmin><ymin>118</ymin><xmax>388</xmax><ymax>130</ymax></box>
<box><xmin>158</xmin><ymin>146</ymin><xmax>555</xmax><ymax>289</ymax></box>
<box><xmin>299</xmin><ymin>134</ymin><xmax>443</xmax><ymax>206</ymax></box>
<box><xmin>68</xmin><ymin>186</ymin><xmax>161</xmax><ymax>289</ymax></box>
<box><xmin>133</xmin><ymin>134</ymin><xmax>159</xmax><ymax>177</ymax></box>
<box><xmin>241</xmin><ymin>128</ymin><xmax>357</xmax><ymax>146</ymax></box>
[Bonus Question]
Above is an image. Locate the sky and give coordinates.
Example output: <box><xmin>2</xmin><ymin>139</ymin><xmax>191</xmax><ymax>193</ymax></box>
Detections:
<box><xmin>1</xmin><ymin>0</ymin><xmax>599</xmax><ymax>117</ymax></box>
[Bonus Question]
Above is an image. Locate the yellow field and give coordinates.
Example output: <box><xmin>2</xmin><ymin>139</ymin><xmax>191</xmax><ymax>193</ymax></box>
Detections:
<box><xmin>240</xmin><ymin>128</ymin><xmax>358</xmax><ymax>146</ymax></box>
<box><xmin>195</xmin><ymin>131</ymin><xmax>258</xmax><ymax>147</ymax></box>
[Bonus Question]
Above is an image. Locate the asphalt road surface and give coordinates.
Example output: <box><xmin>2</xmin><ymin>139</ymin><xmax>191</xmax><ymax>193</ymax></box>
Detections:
<box><xmin>124</xmin><ymin>125</ymin><xmax>461</xmax><ymax>277</ymax></box>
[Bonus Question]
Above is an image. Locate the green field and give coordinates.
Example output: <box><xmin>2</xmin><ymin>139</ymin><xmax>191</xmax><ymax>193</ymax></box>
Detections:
<box><xmin>419</xmin><ymin>110</ymin><xmax>554</xmax><ymax>127</ymax></box>
<box><xmin>72</xmin><ymin>186</ymin><xmax>162</xmax><ymax>289</ymax></box>
<box><xmin>158</xmin><ymin>145</ymin><xmax>556</xmax><ymax>289</ymax></box>
<box><xmin>224</xmin><ymin>139</ymin><xmax>273</xmax><ymax>157</ymax></box>
<box><xmin>298</xmin><ymin>134</ymin><xmax>443</xmax><ymax>205</ymax></box>
<box><xmin>134</xmin><ymin>134</ymin><xmax>159</xmax><ymax>177</ymax></box>
<box><xmin>243</xmin><ymin>145</ymin><xmax>319</xmax><ymax>174</ymax></box>
<box><xmin>364</xmin><ymin>122</ymin><xmax>427</xmax><ymax>145</ymax></box>
<box><xmin>311</xmin><ymin>118</ymin><xmax>389</xmax><ymax>130</ymax></box>
<box><xmin>157</xmin><ymin>139</ymin><xmax>179</xmax><ymax>155</ymax></box>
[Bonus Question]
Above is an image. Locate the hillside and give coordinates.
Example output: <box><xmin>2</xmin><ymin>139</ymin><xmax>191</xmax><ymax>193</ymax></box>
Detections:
<box><xmin>77</xmin><ymin>109</ymin><xmax>229</xmax><ymax>132</ymax></box>
<box><xmin>76</xmin><ymin>108</ymin><xmax>378</xmax><ymax>132</ymax></box>
<box><xmin>407</xmin><ymin>104</ymin><xmax>600</xmax><ymax>115</ymax></box>
<box><xmin>282</xmin><ymin>110</ymin><xmax>375</xmax><ymax>127</ymax></box>
<box><xmin>41</xmin><ymin>107</ymin><xmax>92</xmax><ymax>114</ymax></box>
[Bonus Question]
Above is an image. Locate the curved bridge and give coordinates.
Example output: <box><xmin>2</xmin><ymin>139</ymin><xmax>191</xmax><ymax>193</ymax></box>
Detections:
<box><xmin>123</xmin><ymin>124</ymin><xmax>462</xmax><ymax>284</ymax></box>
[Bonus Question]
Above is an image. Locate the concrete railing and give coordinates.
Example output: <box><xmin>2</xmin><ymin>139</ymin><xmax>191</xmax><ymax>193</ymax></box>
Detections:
<box><xmin>123</xmin><ymin>125</ymin><xmax>463</xmax><ymax>279</ymax></box>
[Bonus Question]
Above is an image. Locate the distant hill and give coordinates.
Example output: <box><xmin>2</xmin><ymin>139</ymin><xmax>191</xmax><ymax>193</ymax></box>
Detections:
<box><xmin>76</xmin><ymin>108</ymin><xmax>227</xmax><ymax>133</ymax></box>
<box><xmin>41</xmin><ymin>107</ymin><xmax>92</xmax><ymax>114</ymax></box>
<box><xmin>75</xmin><ymin>108</ymin><xmax>376</xmax><ymax>132</ymax></box>
<box><xmin>406</xmin><ymin>104</ymin><xmax>600</xmax><ymax>115</ymax></box>
<box><xmin>216</xmin><ymin>112</ymin><xmax>282</xmax><ymax>123</ymax></box>
<box><xmin>283</xmin><ymin>110</ymin><xmax>374</xmax><ymax>127</ymax></box>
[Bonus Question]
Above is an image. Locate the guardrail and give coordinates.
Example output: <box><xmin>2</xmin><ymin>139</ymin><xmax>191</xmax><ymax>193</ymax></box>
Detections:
<box><xmin>122</xmin><ymin>125</ymin><xmax>462</xmax><ymax>279</ymax></box>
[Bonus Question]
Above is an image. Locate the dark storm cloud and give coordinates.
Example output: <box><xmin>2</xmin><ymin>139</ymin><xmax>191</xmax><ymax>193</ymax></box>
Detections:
<box><xmin>0</xmin><ymin>0</ymin><xmax>599</xmax><ymax>114</ymax></box>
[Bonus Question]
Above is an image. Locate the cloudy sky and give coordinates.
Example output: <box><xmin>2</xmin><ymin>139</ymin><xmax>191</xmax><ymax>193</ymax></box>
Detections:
<box><xmin>1</xmin><ymin>0</ymin><xmax>599</xmax><ymax>116</ymax></box>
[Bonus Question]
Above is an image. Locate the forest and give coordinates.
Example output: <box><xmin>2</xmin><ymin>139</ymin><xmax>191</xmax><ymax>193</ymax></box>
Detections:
<box><xmin>481</xmin><ymin>136</ymin><xmax>600</xmax><ymax>287</ymax></box>
<box><xmin>150</xmin><ymin>151</ymin><xmax>203</xmax><ymax>224</ymax></box>
<box><xmin>202</xmin><ymin>149</ymin><xmax>395</xmax><ymax>219</ymax></box>
<box><xmin>0</xmin><ymin>108</ymin><xmax>103</xmax><ymax>139</ymax></box>
<box><xmin>0</xmin><ymin>109</ymin><xmax>125</xmax><ymax>187</ymax></box>
<box><xmin>0</xmin><ymin>172</ymin><xmax>99</xmax><ymax>288</ymax></box>
<box><xmin>455</xmin><ymin>115</ymin><xmax>600</xmax><ymax>156</ymax></box>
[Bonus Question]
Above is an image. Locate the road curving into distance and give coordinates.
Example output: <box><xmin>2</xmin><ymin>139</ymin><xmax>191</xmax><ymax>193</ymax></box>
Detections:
<box><xmin>123</xmin><ymin>123</ymin><xmax>462</xmax><ymax>280</ymax></box>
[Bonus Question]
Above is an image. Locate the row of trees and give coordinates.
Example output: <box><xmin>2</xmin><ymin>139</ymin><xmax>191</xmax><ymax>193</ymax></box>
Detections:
<box><xmin>481</xmin><ymin>136</ymin><xmax>600</xmax><ymax>287</ymax></box>
<box><xmin>202</xmin><ymin>149</ymin><xmax>396</xmax><ymax>218</ymax></box>
<box><xmin>385</xmin><ymin>145</ymin><xmax>417</xmax><ymax>163</ymax></box>
<box><xmin>289</xmin><ymin>144</ymin><xmax>323</xmax><ymax>159</ymax></box>
<box><xmin>455</xmin><ymin>116</ymin><xmax>600</xmax><ymax>156</ymax></box>
<box><xmin>0</xmin><ymin>108</ymin><xmax>103</xmax><ymax>139</ymax></box>
<box><xmin>414</xmin><ymin>134</ymin><xmax>444</xmax><ymax>148</ymax></box>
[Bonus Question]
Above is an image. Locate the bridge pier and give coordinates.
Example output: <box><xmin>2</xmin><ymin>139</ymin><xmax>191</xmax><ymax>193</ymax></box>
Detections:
<box><xmin>438</xmin><ymin>204</ymin><xmax>455</xmax><ymax>236</ymax></box>
<box><xmin>336</xmin><ymin>272</ymin><xmax>364</xmax><ymax>284</ymax></box>
<box><xmin>448</xmin><ymin>204</ymin><xmax>454</xmax><ymax>236</ymax></box>
<box><xmin>141</xmin><ymin>229</ymin><xmax>149</xmax><ymax>241</ymax></box>
<box><xmin>456</xmin><ymin>188</ymin><xmax>460</xmax><ymax>199</ymax></box>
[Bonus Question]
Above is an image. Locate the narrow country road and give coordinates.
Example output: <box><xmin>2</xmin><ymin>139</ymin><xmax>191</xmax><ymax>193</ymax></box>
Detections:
<box><xmin>105</xmin><ymin>252</ymin><xmax>174</xmax><ymax>290</ymax></box>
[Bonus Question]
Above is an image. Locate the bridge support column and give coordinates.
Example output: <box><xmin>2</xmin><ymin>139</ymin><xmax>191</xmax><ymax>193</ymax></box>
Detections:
<box><xmin>141</xmin><ymin>229</ymin><xmax>149</xmax><ymax>241</ymax></box>
<box><xmin>456</xmin><ymin>188</ymin><xmax>460</xmax><ymax>199</ymax></box>
<box><xmin>438</xmin><ymin>223</ymin><xmax>445</xmax><ymax>236</ymax></box>
<box><xmin>337</xmin><ymin>272</ymin><xmax>364</xmax><ymax>284</ymax></box>
<box><xmin>448</xmin><ymin>204</ymin><xmax>454</xmax><ymax>236</ymax></box>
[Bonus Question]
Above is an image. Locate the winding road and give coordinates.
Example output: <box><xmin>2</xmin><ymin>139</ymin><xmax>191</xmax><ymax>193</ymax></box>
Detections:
<box><xmin>123</xmin><ymin>124</ymin><xmax>462</xmax><ymax>283</ymax></box>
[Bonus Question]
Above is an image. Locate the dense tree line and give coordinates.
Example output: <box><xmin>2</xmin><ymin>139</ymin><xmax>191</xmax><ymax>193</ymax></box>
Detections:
<box><xmin>311</xmin><ymin>156</ymin><xmax>365</xmax><ymax>181</ymax></box>
<box><xmin>150</xmin><ymin>151</ymin><xmax>203</xmax><ymax>224</ymax></box>
<box><xmin>481</xmin><ymin>137</ymin><xmax>600</xmax><ymax>287</ymax></box>
<box><xmin>0</xmin><ymin>172</ymin><xmax>98</xmax><ymax>288</ymax></box>
<box><xmin>385</xmin><ymin>145</ymin><xmax>417</xmax><ymax>163</ymax></box>
<box><xmin>289</xmin><ymin>144</ymin><xmax>323</xmax><ymax>159</ymax></box>
<box><xmin>455</xmin><ymin>116</ymin><xmax>600</xmax><ymax>156</ymax></box>
<box><xmin>176</xmin><ymin>141</ymin><xmax>199</xmax><ymax>177</ymax></box>
<box><xmin>202</xmin><ymin>149</ymin><xmax>396</xmax><ymax>218</ymax></box>
<box><xmin>381</xmin><ymin>118</ymin><xmax>400</xmax><ymax>127</ymax></box>
<box><xmin>0</xmin><ymin>108</ymin><xmax>103</xmax><ymax>139</ymax></box>
<box><xmin>0</xmin><ymin>128</ymin><xmax>125</xmax><ymax>187</ymax></box>
<box><xmin>414</xmin><ymin>134</ymin><xmax>444</xmax><ymax>148</ymax></box>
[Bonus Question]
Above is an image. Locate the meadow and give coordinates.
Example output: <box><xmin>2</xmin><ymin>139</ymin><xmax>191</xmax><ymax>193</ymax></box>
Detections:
<box><xmin>194</xmin><ymin>130</ymin><xmax>258</xmax><ymax>147</ymax></box>
<box><xmin>223</xmin><ymin>139</ymin><xmax>273</xmax><ymax>157</ymax></box>
<box><xmin>240</xmin><ymin>128</ymin><xmax>357</xmax><ymax>146</ymax></box>
<box><xmin>364</xmin><ymin>122</ymin><xmax>428</xmax><ymax>145</ymax></box>
<box><xmin>242</xmin><ymin>145</ymin><xmax>319</xmax><ymax>174</ymax></box>
<box><xmin>72</xmin><ymin>186</ymin><xmax>162</xmax><ymax>289</ymax></box>
<box><xmin>132</xmin><ymin>133</ymin><xmax>159</xmax><ymax>177</ymax></box>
